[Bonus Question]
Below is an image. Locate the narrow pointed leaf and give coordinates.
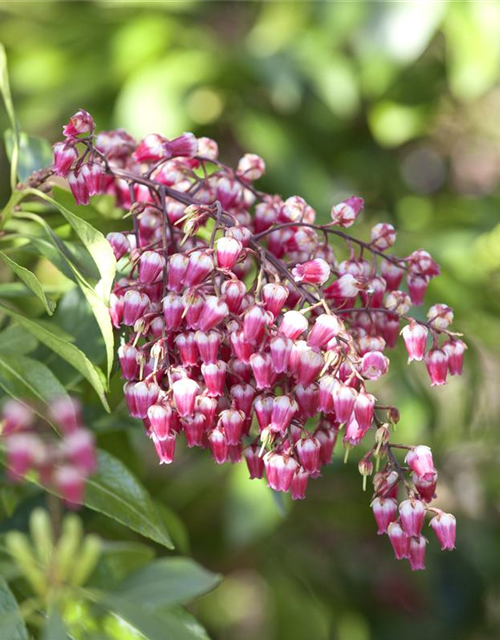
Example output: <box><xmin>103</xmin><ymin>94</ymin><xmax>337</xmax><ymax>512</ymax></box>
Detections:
<box><xmin>0</xmin><ymin>42</ymin><xmax>19</xmax><ymax>190</ymax></box>
<box><xmin>0</xmin><ymin>304</ymin><xmax>109</xmax><ymax>410</ymax></box>
<box><xmin>0</xmin><ymin>577</ymin><xmax>29</xmax><ymax>640</ymax></box>
<box><xmin>0</xmin><ymin>250</ymin><xmax>56</xmax><ymax>314</ymax></box>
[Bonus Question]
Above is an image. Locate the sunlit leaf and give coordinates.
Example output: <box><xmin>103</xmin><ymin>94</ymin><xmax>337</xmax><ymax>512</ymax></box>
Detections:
<box><xmin>0</xmin><ymin>42</ymin><xmax>19</xmax><ymax>190</ymax></box>
<box><xmin>4</xmin><ymin>129</ymin><xmax>53</xmax><ymax>182</ymax></box>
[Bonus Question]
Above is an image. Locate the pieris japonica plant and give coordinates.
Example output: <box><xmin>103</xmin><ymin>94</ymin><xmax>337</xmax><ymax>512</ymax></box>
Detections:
<box><xmin>48</xmin><ymin>108</ymin><xmax>464</xmax><ymax>571</ymax></box>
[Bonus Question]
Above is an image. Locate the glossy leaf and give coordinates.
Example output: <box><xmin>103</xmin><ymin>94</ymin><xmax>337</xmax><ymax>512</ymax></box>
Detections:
<box><xmin>4</xmin><ymin>129</ymin><xmax>53</xmax><ymax>182</ymax></box>
<box><xmin>0</xmin><ymin>303</ymin><xmax>109</xmax><ymax>410</ymax></box>
<box><xmin>0</xmin><ymin>250</ymin><xmax>56</xmax><ymax>314</ymax></box>
<box><xmin>0</xmin><ymin>577</ymin><xmax>29</xmax><ymax>640</ymax></box>
<box><xmin>114</xmin><ymin>557</ymin><xmax>221</xmax><ymax>608</ymax></box>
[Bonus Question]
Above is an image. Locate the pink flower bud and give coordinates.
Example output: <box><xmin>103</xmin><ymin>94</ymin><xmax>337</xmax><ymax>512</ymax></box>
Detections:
<box><xmin>296</xmin><ymin>384</ymin><xmax>319</xmax><ymax>419</ymax></box>
<box><xmin>172</xmin><ymin>378</ymin><xmax>199</xmax><ymax>417</ymax></box>
<box><xmin>152</xmin><ymin>432</ymin><xmax>176</xmax><ymax>464</ymax></box>
<box><xmin>133</xmin><ymin>133</ymin><xmax>169</xmax><ymax>163</ymax></box>
<box><xmin>295</xmin><ymin>348</ymin><xmax>324</xmax><ymax>387</ymax></box>
<box><xmin>361</xmin><ymin>351</ymin><xmax>389</xmax><ymax>381</ymax></box>
<box><xmin>201</xmin><ymin>361</ymin><xmax>227</xmax><ymax>397</ymax></box>
<box><xmin>371</xmin><ymin>223</ymin><xmax>396</xmax><ymax>250</ymax></box>
<box><xmin>425</xmin><ymin>348</ymin><xmax>448</xmax><ymax>386</ymax></box>
<box><xmin>291</xmin><ymin>467</ymin><xmax>309</xmax><ymax>500</ymax></box>
<box><xmin>413</xmin><ymin>471</ymin><xmax>438</xmax><ymax>503</ymax></box>
<box><xmin>254</xmin><ymin>395</ymin><xmax>274</xmax><ymax>431</ymax></box>
<box><xmin>53</xmin><ymin>466</ymin><xmax>86</xmax><ymax>507</ymax></box>
<box><xmin>221</xmin><ymin>279</ymin><xmax>246</xmax><ymax>313</ymax></box>
<box><xmin>167</xmin><ymin>132</ymin><xmax>198</xmax><ymax>158</ymax></box>
<box><xmin>314</xmin><ymin>426</ymin><xmax>337</xmax><ymax>465</ymax></box>
<box><xmin>330</xmin><ymin>196</ymin><xmax>364</xmax><ymax>227</ymax></box>
<box><xmin>118</xmin><ymin>344</ymin><xmax>140</xmax><ymax>380</ymax></box>
<box><xmin>149</xmin><ymin>316</ymin><xmax>165</xmax><ymax>339</ymax></box>
<box><xmin>216</xmin><ymin>176</ymin><xmax>241</xmax><ymax>209</ymax></box>
<box><xmin>279</xmin><ymin>196</ymin><xmax>312</xmax><ymax>224</ymax></box>
<box><xmin>147</xmin><ymin>403</ymin><xmax>174</xmax><ymax>440</ymax></box>
<box><xmin>372</xmin><ymin>497</ymin><xmax>398</xmax><ymax>534</ymax></box>
<box><xmin>110</xmin><ymin>292</ymin><xmax>124</xmax><ymax>328</ymax></box>
<box><xmin>63</xmin><ymin>109</ymin><xmax>94</xmax><ymax>137</ymax></box>
<box><xmin>384</xmin><ymin>290</ymin><xmax>410</xmax><ymax>316</ymax></box>
<box><xmin>381</xmin><ymin>260</ymin><xmax>405</xmax><ymax>291</ymax></box>
<box><xmin>387</xmin><ymin>522</ymin><xmax>410</xmax><ymax>560</ymax></box>
<box><xmin>208</xmin><ymin>426</ymin><xmax>229</xmax><ymax>464</ymax></box>
<box><xmin>6</xmin><ymin>433</ymin><xmax>45</xmax><ymax>478</ymax></box>
<box><xmin>399</xmin><ymin>499</ymin><xmax>426</xmax><ymax>537</ymax></box>
<box><xmin>307</xmin><ymin>314</ymin><xmax>342</xmax><ymax>349</ymax></box>
<box><xmin>324</xmin><ymin>274</ymin><xmax>360</xmax><ymax>300</ymax></box>
<box><xmin>296</xmin><ymin>436</ymin><xmax>321</xmax><ymax>473</ymax></box>
<box><xmin>1</xmin><ymin>400</ymin><xmax>34</xmax><ymax>435</ymax></box>
<box><xmin>63</xmin><ymin>429</ymin><xmax>96</xmax><ymax>474</ymax></box>
<box><xmin>249</xmin><ymin>353</ymin><xmax>274</xmax><ymax>390</ymax></box>
<box><xmin>405</xmin><ymin>445</ymin><xmax>436</xmax><ymax>482</ymax></box>
<box><xmin>167</xmin><ymin>254</ymin><xmax>189</xmax><ymax>292</ymax></box>
<box><xmin>68</xmin><ymin>170</ymin><xmax>90</xmax><ymax>206</ymax></box>
<box><xmin>197</xmin><ymin>136</ymin><xmax>219</xmax><ymax>160</ymax></box>
<box><xmin>379</xmin><ymin>312</ymin><xmax>400</xmax><ymax>348</ymax></box>
<box><xmin>162</xmin><ymin>293</ymin><xmax>184</xmax><ymax>331</ymax></box>
<box><xmin>264</xmin><ymin>452</ymin><xmax>298</xmax><ymax>492</ymax></box>
<box><xmin>408</xmin><ymin>249</ymin><xmax>440</xmax><ymax>278</ymax></box>
<box><xmin>430</xmin><ymin>512</ymin><xmax>456</xmax><ymax>551</ymax></box>
<box><xmin>183</xmin><ymin>414</ymin><xmax>206</xmax><ymax>447</ymax></box>
<box><xmin>196</xmin><ymin>395</ymin><xmax>218</xmax><ymax>429</ymax></box>
<box><xmin>269</xmin><ymin>395</ymin><xmax>297</xmax><ymax>433</ymax></box>
<box><xmin>243</xmin><ymin>305</ymin><xmax>268</xmax><ymax>344</ymax></box>
<box><xmin>261</xmin><ymin>283</ymin><xmax>289</xmax><ymax>319</ymax></box>
<box><xmin>174</xmin><ymin>332</ymin><xmax>198</xmax><ymax>367</ymax></box>
<box><xmin>230</xmin><ymin>329</ymin><xmax>255</xmax><ymax>364</ymax></box>
<box><xmin>292</xmin><ymin>259</ymin><xmax>331</xmax><ymax>286</ymax></box>
<box><xmin>407</xmin><ymin>273</ymin><xmax>429</xmax><ymax>306</ymax></box>
<box><xmin>133</xmin><ymin>381</ymin><xmax>160</xmax><ymax>419</ymax></box>
<box><xmin>216</xmin><ymin>237</ymin><xmax>243</xmax><ymax>270</ymax></box>
<box><xmin>317</xmin><ymin>376</ymin><xmax>337</xmax><ymax>413</ymax></box>
<box><xmin>107</xmin><ymin>232</ymin><xmax>129</xmax><ymax>261</ymax></box>
<box><xmin>237</xmin><ymin>153</ymin><xmax>265</xmax><ymax>181</ymax></box>
<box><xmin>401</xmin><ymin>322</ymin><xmax>428</xmax><ymax>362</ymax></box>
<box><xmin>139</xmin><ymin>251</ymin><xmax>165</xmax><ymax>284</ymax></box>
<box><xmin>53</xmin><ymin>141</ymin><xmax>78</xmax><ymax>177</ymax></box>
<box><xmin>344</xmin><ymin>416</ymin><xmax>368</xmax><ymax>447</ymax></box>
<box><xmin>123</xmin><ymin>290</ymin><xmax>150</xmax><ymax>326</ymax></box>
<box><xmin>279</xmin><ymin>310</ymin><xmax>308</xmax><ymax>340</ymax></box>
<box><xmin>219</xmin><ymin>409</ymin><xmax>245</xmax><ymax>445</ymax></box>
<box><xmin>408</xmin><ymin>535</ymin><xmax>427</xmax><ymax>571</ymax></box>
<box><xmin>333</xmin><ymin>384</ymin><xmax>357</xmax><ymax>424</ymax></box>
<box><xmin>230</xmin><ymin>383</ymin><xmax>255</xmax><ymax>418</ymax></box>
<box><xmin>244</xmin><ymin>444</ymin><xmax>264</xmax><ymax>479</ymax></box>
<box><xmin>80</xmin><ymin>162</ymin><xmax>103</xmax><ymax>196</ymax></box>
<box><xmin>354</xmin><ymin>390</ymin><xmax>376</xmax><ymax>430</ymax></box>
<box><xmin>269</xmin><ymin>335</ymin><xmax>293</xmax><ymax>373</ymax></box>
<box><xmin>183</xmin><ymin>292</ymin><xmax>204</xmax><ymax>329</ymax></box>
<box><xmin>196</xmin><ymin>296</ymin><xmax>228</xmax><ymax>331</ymax></box>
<box><xmin>194</xmin><ymin>331</ymin><xmax>220</xmax><ymax>364</ymax></box>
<box><xmin>184</xmin><ymin>251</ymin><xmax>214</xmax><ymax>287</ymax></box>
<box><xmin>443</xmin><ymin>339</ymin><xmax>466</xmax><ymax>376</ymax></box>
<box><xmin>427</xmin><ymin>303</ymin><xmax>454</xmax><ymax>330</ymax></box>
<box><xmin>50</xmin><ymin>397</ymin><xmax>83</xmax><ymax>434</ymax></box>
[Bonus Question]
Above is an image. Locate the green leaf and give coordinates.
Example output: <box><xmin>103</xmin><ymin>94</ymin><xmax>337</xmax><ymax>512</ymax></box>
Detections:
<box><xmin>90</xmin><ymin>542</ymin><xmax>156</xmax><ymax>590</ymax></box>
<box><xmin>42</xmin><ymin>609</ymin><xmax>71</xmax><ymax>640</ymax></box>
<box><xmin>0</xmin><ymin>577</ymin><xmax>29</xmax><ymax>640</ymax></box>
<box><xmin>0</xmin><ymin>325</ymin><xmax>37</xmax><ymax>355</ymax></box>
<box><xmin>4</xmin><ymin>130</ymin><xmax>53</xmax><ymax>183</ymax></box>
<box><xmin>0</xmin><ymin>42</ymin><xmax>19</xmax><ymax>191</ymax></box>
<box><xmin>115</xmin><ymin>558</ymin><xmax>221</xmax><ymax>608</ymax></box>
<box><xmin>0</xmin><ymin>303</ymin><xmax>109</xmax><ymax>411</ymax></box>
<box><xmin>30</xmin><ymin>187</ymin><xmax>116</xmax><ymax>304</ymax></box>
<box><xmin>0</xmin><ymin>250</ymin><xmax>56</xmax><ymax>315</ymax></box>
<box><xmin>0</xmin><ymin>354</ymin><xmax>69</xmax><ymax>412</ymax></box>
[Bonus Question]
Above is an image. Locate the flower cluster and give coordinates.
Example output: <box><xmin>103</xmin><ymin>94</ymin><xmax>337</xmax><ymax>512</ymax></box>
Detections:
<box><xmin>50</xmin><ymin>109</ymin><xmax>464</xmax><ymax>568</ymax></box>
<box><xmin>0</xmin><ymin>397</ymin><xmax>97</xmax><ymax>507</ymax></box>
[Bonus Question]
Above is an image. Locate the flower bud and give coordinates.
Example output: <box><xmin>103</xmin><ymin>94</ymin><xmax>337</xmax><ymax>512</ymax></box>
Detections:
<box><xmin>292</xmin><ymin>259</ymin><xmax>331</xmax><ymax>286</ymax></box>
<box><xmin>408</xmin><ymin>535</ymin><xmax>427</xmax><ymax>571</ymax></box>
<box><xmin>216</xmin><ymin>236</ymin><xmax>243</xmax><ymax>270</ymax></box>
<box><xmin>371</xmin><ymin>223</ymin><xmax>396</xmax><ymax>250</ymax></box>
<box><xmin>63</xmin><ymin>109</ymin><xmax>94</xmax><ymax>137</ymax></box>
<box><xmin>172</xmin><ymin>378</ymin><xmax>199</xmax><ymax>417</ymax></box>
<box><xmin>425</xmin><ymin>348</ymin><xmax>448</xmax><ymax>386</ymax></box>
<box><xmin>330</xmin><ymin>196</ymin><xmax>364</xmax><ymax>227</ymax></box>
<box><xmin>201</xmin><ymin>361</ymin><xmax>227</xmax><ymax>397</ymax></box>
<box><xmin>372</xmin><ymin>497</ymin><xmax>397</xmax><ymax>535</ymax></box>
<box><xmin>430</xmin><ymin>512</ymin><xmax>456</xmax><ymax>551</ymax></box>
<box><xmin>244</xmin><ymin>444</ymin><xmax>264</xmax><ymax>479</ymax></box>
<box><xmin>139</xmin><ymin>251</ymin><xmax>165</xmax><ymax>284</ymax></box>
<box><xmin>237</xmin><ymin>153</ymin><xmax>265</xmax><ymax>181</ymax></box>
<box><xmin>53</xmin><ymin>141</ymin><xmax>78</xmax><ymax>177</ymax></box>
<box><xmin>401</xmin><ymin>322</ymin><xmax>428</xmax><ymax>362</ymax></box>
<box><xmin>123</xmin><ymin>290</ymin><xmax>150</xmax><ymax>326</ymax></box>
<box><xmin>387</xmin><ymin>522</ymin><xmax>410</xmax><ymax>560</ymax></box>
<box><xmin>399</xmin><ymin>498</ymin><xmax>426</xmax><ymax>537</ymax></box>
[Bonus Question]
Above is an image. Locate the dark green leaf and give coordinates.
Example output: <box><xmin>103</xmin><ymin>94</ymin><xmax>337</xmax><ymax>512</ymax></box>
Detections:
<box><xmin>0</xmin><ymin>576</ymin><xmax>29</xmax><ymax>640</ymax></box>
<box><xmin>115</xmin><ymin>558</ymin><xmax>221</xmax><ymax>608</ymax></box>
<box><xmin>0</xmin><ymin>325</ymin><xmax>37</xmax><ymax>355</ymax></box>
<box><xmin>4</xmin><ymin>130</ymin><xmax>53</xmax><ymax>183</ymax></box>
<box><xmin>42</xmin><ymin>609</ymin><xmax>71</xmax><ymax>640</ymax></box>
<box><xmin>0</xmin><ymin>303</ymin><xmax>109</xmax><ymax>410</ymax></box>
<box><xmin>0</xmin><ymin>42</ymin><xmax>19</xmax><ymax>190</ymax></box>
<box><xmin>0</xmin><ymin>250</ymin><xmax>56</xmax><ymax>314</ymax></box>
<box><xmin>90</xmin><ymin>542</ymin><xmax>156</xmax><ymax>589</ymax></box>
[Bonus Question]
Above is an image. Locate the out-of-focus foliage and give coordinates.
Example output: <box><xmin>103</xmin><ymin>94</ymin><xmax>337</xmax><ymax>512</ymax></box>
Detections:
<box><xmin>0</xmin><ymin>2</ymin><xmax>499</xmax><ymax>640</ymax></box>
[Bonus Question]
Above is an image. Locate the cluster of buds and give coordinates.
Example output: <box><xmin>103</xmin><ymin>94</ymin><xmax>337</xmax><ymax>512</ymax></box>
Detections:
<box><xmin>372</xmin><ymin>445</ymin><xmax>456</xmax><ymax>570</ymax></box>
<box><xmin>49</xmin><ymin>110</ymin><xmax>465</xmax><ymax>568</ymax></box>
<box><xmin>0</xmin><ymin>397</ymin><xmax>97</xmax><ymax>507</ymax></box>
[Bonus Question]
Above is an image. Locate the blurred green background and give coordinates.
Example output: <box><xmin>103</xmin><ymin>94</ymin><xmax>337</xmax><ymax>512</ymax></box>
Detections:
<box><xmin>1</xmin><ymin>2</ymin><xmax>499</xmax><ymax>639</ymax></box>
